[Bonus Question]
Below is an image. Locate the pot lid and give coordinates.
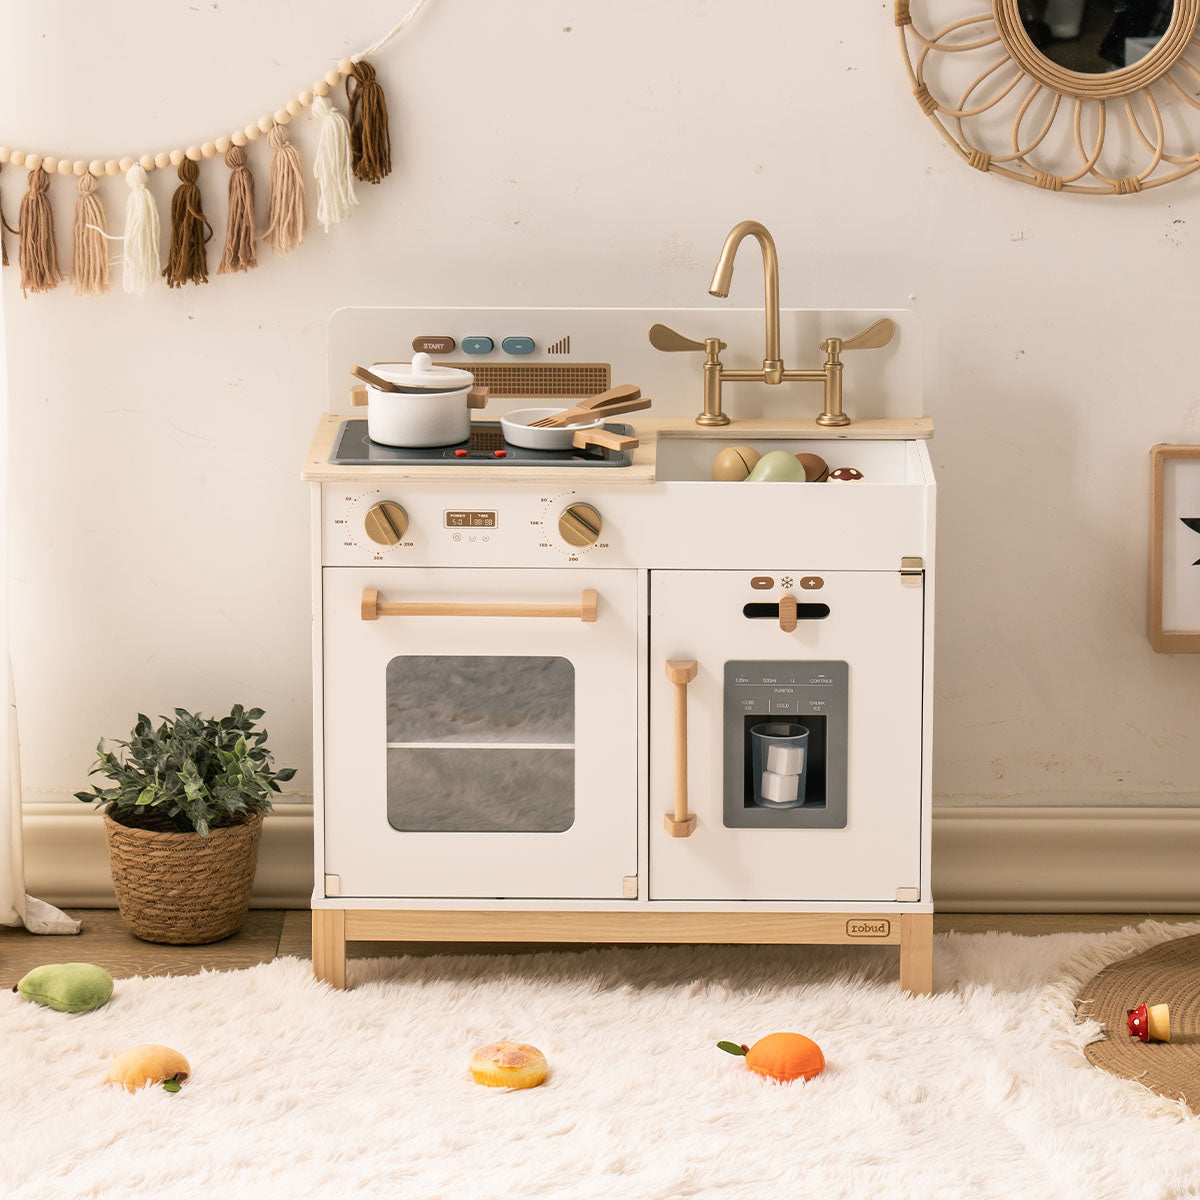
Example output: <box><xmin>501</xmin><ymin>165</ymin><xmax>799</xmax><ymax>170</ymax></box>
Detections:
<box><xmin>369</xmin><ymin>352</ymin><xmax>474</xmax><ymax>392</ymax></box>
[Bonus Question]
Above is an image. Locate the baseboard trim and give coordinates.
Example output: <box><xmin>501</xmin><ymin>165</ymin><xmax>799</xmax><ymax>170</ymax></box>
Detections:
<box><xmin>932</xmin><ymin>806</ymin><xmax>1200</xmax><ymax>912</ymax></box>
<box><xmin>23</xmin><ymin>803</ymin><xmax>314</xmax><ymax>909</ymax></box>
<box><xmin>22</xmin><ymin>804</ymin><xmax>1200</xmax><ymax>913</ymax></box>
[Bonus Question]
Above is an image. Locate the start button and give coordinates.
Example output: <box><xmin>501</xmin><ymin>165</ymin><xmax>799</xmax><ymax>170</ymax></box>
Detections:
<box><xmin>412</xmin><ymin>336</ymin><xmax>456</xmax><ymax>354</ymax></box>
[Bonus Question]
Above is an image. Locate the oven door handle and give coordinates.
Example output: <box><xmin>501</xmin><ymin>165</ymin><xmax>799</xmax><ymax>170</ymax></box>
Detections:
<box><xmin>663</xmin><ymin>659</ymin><xmax>699</xmax><ymax>838</ymax></box>
<box><xmin>360</xmin><ymin>587</ymin><xmax>598</xmax><ymax>623</ymax></box>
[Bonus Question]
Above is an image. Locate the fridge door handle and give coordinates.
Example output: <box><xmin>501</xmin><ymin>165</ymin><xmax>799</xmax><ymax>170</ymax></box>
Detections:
<box><xmin>361</xmin><ymin>588</ymin><xmax>598</xmax><ymax>622</ymax></box>
<box><xmin>663</xmin><ymin>659</ymin><xmax>699</xmax><ymax>838</ymax></box>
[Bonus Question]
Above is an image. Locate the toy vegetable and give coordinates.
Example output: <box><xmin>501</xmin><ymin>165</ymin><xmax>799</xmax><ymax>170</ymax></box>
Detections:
<box><xmin>1127</xmin><ymin>1002</ymin><xmax>1171</xmax><ymax>1043</ymax></box>
<box><xmin>718</xmin><ymin>1032</ymin><xmax>825</xmax><ymax>1082</ymax></box>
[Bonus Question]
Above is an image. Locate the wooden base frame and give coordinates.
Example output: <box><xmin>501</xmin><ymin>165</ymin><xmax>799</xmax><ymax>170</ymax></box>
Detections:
<box><xmin>311</xmin><ymin>908</ymin><xmax>934</xmax><ymax>996</ymax></box>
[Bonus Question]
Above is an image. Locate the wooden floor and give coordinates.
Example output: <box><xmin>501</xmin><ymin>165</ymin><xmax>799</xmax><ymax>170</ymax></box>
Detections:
<box><xmin>3</xmin><ymin>910</ymin><xmax>1198</xmax><ymax>982</ymax></box>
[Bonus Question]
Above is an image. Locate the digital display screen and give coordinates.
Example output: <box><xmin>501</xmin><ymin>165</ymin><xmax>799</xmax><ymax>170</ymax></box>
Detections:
<box><xmin>445</xmin><ymin>510</ymin><xmax>497</xmax><ymax>528</ymax></box>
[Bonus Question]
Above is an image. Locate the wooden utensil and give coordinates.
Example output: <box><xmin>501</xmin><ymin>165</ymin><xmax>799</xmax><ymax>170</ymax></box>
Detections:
<box><xmin>350</xmin><ymin>364</ymin><xmax>412</xmax><ymax>392</ymax></box>
<box><xmin>529</xmin><ymin>385</ymin><xmax>650</xmax><ymax>428</ymax></box>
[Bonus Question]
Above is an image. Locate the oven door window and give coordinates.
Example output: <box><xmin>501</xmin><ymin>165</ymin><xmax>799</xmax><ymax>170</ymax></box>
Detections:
<box><xmin>385</xmin><ymin>655</ymin><xmax>575</xmax><ymax>833</ymax></box>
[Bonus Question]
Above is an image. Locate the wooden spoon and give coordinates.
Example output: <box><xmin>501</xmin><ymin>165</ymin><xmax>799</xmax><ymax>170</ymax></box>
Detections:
<box><xmin>350</xmin><ymin>364</ymin><xmax>410</xmax><ymax>393</ymax></box>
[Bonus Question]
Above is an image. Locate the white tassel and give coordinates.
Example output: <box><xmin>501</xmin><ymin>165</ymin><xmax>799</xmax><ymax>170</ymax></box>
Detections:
<box><xmin>122</xmin><ymin>165</ymin><xmax>161</xmax><ymax>295</ymax></box>
<box><xmin>312</xmin><ymin>95</ymin><xmax>358</xmax><ymax>232</ymax></box>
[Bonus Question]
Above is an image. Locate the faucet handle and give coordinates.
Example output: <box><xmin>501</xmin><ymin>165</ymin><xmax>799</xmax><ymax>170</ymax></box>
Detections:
<box><xmin>834</xmin><ymin>318</ymin><xmax>896</xmax><ymax>353</ymax></box>
<box><xmin>649</xmin><ymin>323</ymin><xmax>727</xmax><ymax>354</ymax></box>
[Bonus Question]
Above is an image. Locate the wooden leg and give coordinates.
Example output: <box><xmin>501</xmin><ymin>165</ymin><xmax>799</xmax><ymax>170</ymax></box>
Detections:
<box><xmin>899</xmin><ymin>913</ymin><xmax>933</xmax><ymax>996</ymax></box>
<box><xmin>312</xmin><ymin>909</ymin><xmax>346</xmax><ymax>990</ymax></box>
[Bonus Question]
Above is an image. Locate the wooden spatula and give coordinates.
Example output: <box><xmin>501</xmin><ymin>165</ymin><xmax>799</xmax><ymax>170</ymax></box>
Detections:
<box><xmin>529</xmin><ymin>385</ymin><xmax>649</xmax><ymax>427</ymax></box>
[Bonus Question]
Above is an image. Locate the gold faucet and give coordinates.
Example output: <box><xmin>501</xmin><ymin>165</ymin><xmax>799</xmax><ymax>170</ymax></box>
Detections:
<box><xmin>649</xmin><ymin>219</ymin><xmax>896</xmax><ymax>427</ymax></box>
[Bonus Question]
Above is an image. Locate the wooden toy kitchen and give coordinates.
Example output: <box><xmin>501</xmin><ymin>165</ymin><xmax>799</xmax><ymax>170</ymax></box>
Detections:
<box><xmin>303</xmin><ymin>223</ymin><xmax>936</xmax><ymax>993</ymax></box>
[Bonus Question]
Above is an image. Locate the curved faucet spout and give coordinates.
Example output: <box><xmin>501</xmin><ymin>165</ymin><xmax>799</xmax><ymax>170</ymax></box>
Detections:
<box><xmin>708</xmin><ymin>220</ymin><xmax>781</xmax><ymax>372</ymax></box>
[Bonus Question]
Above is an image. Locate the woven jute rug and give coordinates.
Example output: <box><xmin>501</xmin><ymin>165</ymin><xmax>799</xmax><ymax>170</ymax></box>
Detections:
<box><xmin>1076</xmin><ymin>932</ymin><xmax>1200</xmax><ymax>1112</ymax></box>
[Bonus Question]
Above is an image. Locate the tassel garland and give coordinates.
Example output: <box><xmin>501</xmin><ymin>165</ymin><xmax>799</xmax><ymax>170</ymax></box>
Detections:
<box><xmin>17</xmin><ymin>167</ymin><xmax>62</xmax><ymax>296</ymax></box>
<box><xmin>264</xmin><ymin>123</ymin><xmax>306</xmax><ymax>255</ymax></box>
<box><xmin>70</xmin><ymin>173</ymin><xmax>111</xmax><ymax>296</ymax></box>
<box><xmin>218</xmin><ymin>146</ymin><xmax>257</xmax><ymax>274</ymax></box>
<box><xmin>165</xmin><ymin>159</ymin><xmax>212</xmax><ymax>287</ymax></box>
<box><xmin>122</xmin><ymin>165</ymin><xmax>161</xmax><ymax>295</ymax></box>
<box><xmin>346</xmin><ymin>59</ymin><xmax>391</xmax><ymax>184</ymax></box>
<box><xmin>312</xmin><ymin>95</ymin><xmax>358</xmax><ymax>232</ymax></box>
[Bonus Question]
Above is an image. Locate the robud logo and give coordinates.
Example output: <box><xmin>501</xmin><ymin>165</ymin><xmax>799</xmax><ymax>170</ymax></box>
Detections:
<box><xmin>846</xmin><ymin>920</ymin><xmax>891</xmax><ymax>937</ymax></box>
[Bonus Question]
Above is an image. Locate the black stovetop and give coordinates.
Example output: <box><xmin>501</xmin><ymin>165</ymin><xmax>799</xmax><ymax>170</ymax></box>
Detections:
<box><xmin>329</xmin><ymin>420</ymin><xmax>635</xmax><ymax>468</ymax></box>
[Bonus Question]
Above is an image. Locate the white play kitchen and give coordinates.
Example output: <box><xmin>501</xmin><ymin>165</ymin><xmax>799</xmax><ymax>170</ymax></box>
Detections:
<box><xmin>304</xmin><ymin>222</ymin><xmax>936</xmax><ymax>992</ymax></box>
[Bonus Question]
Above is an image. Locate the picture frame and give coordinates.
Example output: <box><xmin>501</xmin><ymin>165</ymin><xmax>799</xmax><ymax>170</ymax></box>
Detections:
<box><xmin>1149</xmin><ymin>444</ymin><xmax>1200</xmax><ymax>653</ymax></box>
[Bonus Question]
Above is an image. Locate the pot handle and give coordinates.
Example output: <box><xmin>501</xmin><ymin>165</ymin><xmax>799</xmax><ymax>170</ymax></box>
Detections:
<box><xmin>350</xmin><ymin>385</ymin><xmax>368</xmax><ymax>407</ymax></box>
<box><xmin>467</xmin><ymin>386</ymin><xmax>489</xmax><ymax>410</ymax></box>
<box><xmin>663</xmin><ymin>660</ymin><xmax>699</xmax><ymax>838</ymax></box>
<box><xmin>361</xmin><ymin>587</ymin><xmax>597</xmax><ymax>623</ymax></box>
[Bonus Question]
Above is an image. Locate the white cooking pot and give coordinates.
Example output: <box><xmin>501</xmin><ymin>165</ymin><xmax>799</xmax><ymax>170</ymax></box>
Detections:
<box><xmin>351</xmin><ymin>353</ymin><xmax>488</xmax><ymax>447</ymax></box>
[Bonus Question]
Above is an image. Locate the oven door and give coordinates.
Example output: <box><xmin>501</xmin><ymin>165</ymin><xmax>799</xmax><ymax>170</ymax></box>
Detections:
<box><xmin>322</xmin><ymin>567</ymin><xmax>638</xmax><ymax>899</ymax></box>
<box><xmin>648</xmin><ymin>569</ymin><xmax>924</xmax><ymax>902</ymax></box>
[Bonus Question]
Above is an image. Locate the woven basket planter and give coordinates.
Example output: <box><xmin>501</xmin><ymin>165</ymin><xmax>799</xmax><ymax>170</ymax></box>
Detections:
<box><xmin>102</xmin><ymin>807</ymin><xmax>264</xmax><ymax>944</ymax></box>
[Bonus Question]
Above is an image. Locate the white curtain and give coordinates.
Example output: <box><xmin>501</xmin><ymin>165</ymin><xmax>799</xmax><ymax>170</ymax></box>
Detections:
<box><xmin>0</xmin><ymin>283</ymin><xmax>79</xmax><ymax>935</ymax></box>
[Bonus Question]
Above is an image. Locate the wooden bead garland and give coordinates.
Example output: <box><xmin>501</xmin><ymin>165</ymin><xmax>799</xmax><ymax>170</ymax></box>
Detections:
<box><xmin>0</xmin><ymin>0</ymin><xmax>436</xmax><ymax>296</ymax></box>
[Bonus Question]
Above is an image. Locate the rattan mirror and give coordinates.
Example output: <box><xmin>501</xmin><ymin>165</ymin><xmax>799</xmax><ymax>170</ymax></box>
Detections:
<box><xmin>896</xmin><ymin>0</ymin><xmax>1200</xmax><ymax>193</ymax></box>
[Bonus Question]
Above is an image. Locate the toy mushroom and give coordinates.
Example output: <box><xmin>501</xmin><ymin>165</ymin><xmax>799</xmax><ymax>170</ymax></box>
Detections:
<box><xmin>1127</xmin><ymin>1002</ymin><xmax>1171</xmax><ymax>1043</ymax></box>
<box><xmin>828</xmin><ymin>467</ymin><xmax>864</xmax><ymax>482</ymax></box>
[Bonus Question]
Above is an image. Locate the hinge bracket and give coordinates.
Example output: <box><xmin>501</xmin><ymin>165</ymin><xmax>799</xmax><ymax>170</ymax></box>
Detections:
<box><xmin>900</xmin><ymin>556</ymin><xmax>924</xmax><ymax>587</ymax></box>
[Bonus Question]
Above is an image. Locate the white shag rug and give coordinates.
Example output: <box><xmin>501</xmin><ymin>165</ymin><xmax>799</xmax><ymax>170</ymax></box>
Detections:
<box><xmin>6</xmin><ymin>922</ymin><xmax>1200</xmax><ymax>1200</ymax></box>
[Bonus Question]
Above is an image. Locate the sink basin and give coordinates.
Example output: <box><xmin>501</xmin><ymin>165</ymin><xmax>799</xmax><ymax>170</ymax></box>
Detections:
<box><xmin>653</xmin><ymin>435</ymin><xmax>916</xmax><ymax>483</ymax></box>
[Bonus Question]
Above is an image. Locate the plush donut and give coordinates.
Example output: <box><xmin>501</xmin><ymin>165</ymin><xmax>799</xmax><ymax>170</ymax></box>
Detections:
<box><xmin>469</xmin><ymin>1041</ymin><xmax>548</xmax><ymax>1089</ymax></box>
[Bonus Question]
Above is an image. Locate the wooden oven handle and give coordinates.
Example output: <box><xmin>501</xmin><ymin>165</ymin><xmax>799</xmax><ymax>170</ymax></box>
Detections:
<box><xmin>663</xmin><ymin>659</ymin><xmax>699</xmax><ymax>838</ymax></box>
<box><xmin>361</xmin><ymin>587</ymin><xmax>598</xmax><ymax>623</ymax></box>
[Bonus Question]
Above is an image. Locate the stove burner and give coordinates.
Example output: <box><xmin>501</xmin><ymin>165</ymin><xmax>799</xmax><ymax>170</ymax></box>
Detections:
<box><xmin>329</xmin><ymin>421</ymin><xmax>634</xmax><ymax>468</ymax></box>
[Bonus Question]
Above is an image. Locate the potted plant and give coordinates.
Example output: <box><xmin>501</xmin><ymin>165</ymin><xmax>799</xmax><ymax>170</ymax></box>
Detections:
<box><xmin>76</xmin><ymin>705</ymin><xmax>296</xmax><ymax>945</ymax></box>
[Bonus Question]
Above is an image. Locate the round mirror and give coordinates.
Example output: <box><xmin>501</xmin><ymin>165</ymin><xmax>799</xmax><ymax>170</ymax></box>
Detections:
<box><xmin>1019</xmin><ymin>0</ymin><xmax>1175</xmax><ymax>74</ymax></box>
<box><xmin>896</xmin><ymin>0</ymin><xmax>1200</xmax><ymax>194</ymax></box>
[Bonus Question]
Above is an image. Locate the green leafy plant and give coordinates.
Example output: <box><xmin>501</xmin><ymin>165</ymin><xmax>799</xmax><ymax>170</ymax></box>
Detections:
<box><xmin>75</xmin><ymin>705</ymin><xmax>296</xmax><ymax>836</ymax></box>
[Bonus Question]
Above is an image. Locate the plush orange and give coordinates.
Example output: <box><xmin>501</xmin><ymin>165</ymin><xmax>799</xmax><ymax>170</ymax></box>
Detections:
<box><xmin>722</xmin><ymin>1032</ymin><xmax>825</xmax><ymax>1082</ymax></box>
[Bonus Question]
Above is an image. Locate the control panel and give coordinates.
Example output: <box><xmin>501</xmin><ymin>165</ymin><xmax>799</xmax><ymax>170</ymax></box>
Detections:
<box><xmin>322</xmin><ymin>486</ymin><xmax>627</xmax><ymax>567</ymax></box>
<box><xmin>411</xmin><ymin>333</ymin><xmax>542</xmax><ymax>357</ymax></box>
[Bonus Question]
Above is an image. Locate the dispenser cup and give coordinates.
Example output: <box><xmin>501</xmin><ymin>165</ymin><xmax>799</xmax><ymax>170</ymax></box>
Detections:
<box><xmin>750</xmin><ymin>722</ymin><xmax>809</xmax><ymax>809</ymax></box>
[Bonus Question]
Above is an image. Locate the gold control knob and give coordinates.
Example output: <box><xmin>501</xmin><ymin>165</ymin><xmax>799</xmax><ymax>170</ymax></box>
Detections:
<box><xmin>558</xmin><ymin>502</ymin><xmax>602</xmax><ymax>548</ymax></box>
<box><xmin>363</xmin><ymin>501</ymin><xmax>409</xmax><ymax>546</ymax></box>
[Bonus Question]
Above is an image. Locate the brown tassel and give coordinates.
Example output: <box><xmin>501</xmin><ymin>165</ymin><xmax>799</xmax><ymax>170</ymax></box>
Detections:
<box><xmin>263</xmin><ymin>124</ymin><xmax>306</xmax><ymax>255</ymax></box>
<box><xmin>346</xmin><ymin>59</ymin><xmax>391</xmax><ymax>183</ymax></box>
<box><xmin>218</xmin><ymin>146</ymin><xmax>257</xmax><ymax>275</ymax></box>
<box><xmin>17</xmin><ymin>166</ymin><xmax>61</xmax><ymax>295</ymax></box>
<box><xmin>70</xmin><ymin>173</ymin><xmax>111</xmax><ymax>296</ymax></box>
<box><xmin>165</xmin><ymin>159</ymin><xmax>212</xmax><ymax>287</ymax></box>
<box><xmin>0</xmin><ymin>163</ymin><xmax>10</xmax><ymax>268</ymax></box>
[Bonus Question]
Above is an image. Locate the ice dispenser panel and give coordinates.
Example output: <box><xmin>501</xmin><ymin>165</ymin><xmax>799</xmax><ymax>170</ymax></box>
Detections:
<box><xmin>723</xmin><ymin>661</ymin><xmax>848</xmax><ymax>829</ymax></box>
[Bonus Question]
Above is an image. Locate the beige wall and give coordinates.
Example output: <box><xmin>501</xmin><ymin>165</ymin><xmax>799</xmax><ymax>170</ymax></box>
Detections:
<box><xmin>2</xmin><ymin>0</ymin><xmax>1198</xmax><ymax>825</ymax></box>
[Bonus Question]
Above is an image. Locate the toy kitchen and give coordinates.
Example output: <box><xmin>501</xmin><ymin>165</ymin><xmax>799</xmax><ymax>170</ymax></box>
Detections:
<box><xmin>303</xmin><ymin>222</ymin><xmax>936</xmax><ymax>993</ymax></box>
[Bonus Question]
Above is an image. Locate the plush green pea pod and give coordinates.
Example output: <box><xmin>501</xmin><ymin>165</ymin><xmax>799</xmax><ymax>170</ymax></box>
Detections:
<box><xmin>14</xmin><ymin>963</ymin><xmax>114</xmax><ymax>1013</ymax></box>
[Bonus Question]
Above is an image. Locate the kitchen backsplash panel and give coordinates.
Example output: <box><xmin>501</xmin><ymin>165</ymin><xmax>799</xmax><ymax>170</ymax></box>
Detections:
<box><xmin>328</xmin><ymin>308</ymin><xmax>923</xmax><ymax>423</ymax></box>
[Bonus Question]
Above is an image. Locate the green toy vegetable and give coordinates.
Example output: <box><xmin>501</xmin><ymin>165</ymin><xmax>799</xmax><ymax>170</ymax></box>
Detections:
<box><xmin>13</xmin><ymin>963</ymin><xmax>114</xmax><ymax>1013</ymax></box>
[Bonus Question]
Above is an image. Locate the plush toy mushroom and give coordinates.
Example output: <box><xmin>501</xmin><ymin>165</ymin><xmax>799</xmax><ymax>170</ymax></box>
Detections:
<box><xmin>1127</xmin><ymin>1002</ymin><xmax>1171</xmax><ymax>1043</ymax></box>
<box><xmin>828</xmin><ymin>467</ymin><xmax>864</xmax><ymax>482</ymax></box>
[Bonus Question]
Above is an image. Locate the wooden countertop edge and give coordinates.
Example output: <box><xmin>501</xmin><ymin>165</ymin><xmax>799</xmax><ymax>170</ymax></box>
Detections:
<box><xmin>301</xmin><ymin>414</ymin><xmax>935</xmax><ymax>482</ymax></box>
